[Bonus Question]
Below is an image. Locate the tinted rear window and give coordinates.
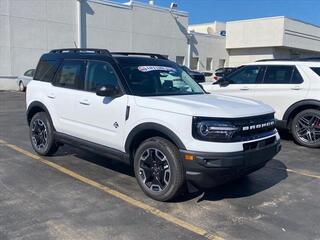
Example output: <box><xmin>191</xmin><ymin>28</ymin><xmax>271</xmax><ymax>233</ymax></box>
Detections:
<box><xmin>311</xmin><ymin>67</ymin><xmax>320</xmax><ymax>77</ymax></box>
<box><xmin>53</xmin><ymin>60</ymin><xmax>85</xmax><ymax>90</ymax></box>
<box><xmin>263</xmin><ymin>66</ymin><xmax>303</xmax><ymax>84</ymax></box>
<box><xmin>34</xmin><ymin>60</ymin><xmax>60</xmax><ymax>82</ymax></box>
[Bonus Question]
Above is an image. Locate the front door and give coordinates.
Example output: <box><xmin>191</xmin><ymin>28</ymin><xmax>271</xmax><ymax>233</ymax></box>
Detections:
<box><xmin>73</xmin><ymin>60</ymin><xmax>128</xmax><ymax>151</ymax></box>
<box><xmin>203</xmin><ymin>65</ymin><xmax>265</xmax><ymax>99</ymax></box>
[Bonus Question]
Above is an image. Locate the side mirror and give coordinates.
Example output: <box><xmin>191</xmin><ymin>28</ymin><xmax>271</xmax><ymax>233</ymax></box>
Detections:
<box><xmin>217</xmin><ymin>78</ymin><xmax>230</xmax><ymax>87</ymax></box>
<box><xmin>96</xmin><ymin>85</ymin><xmax>121</xmax><ymax>97</ymax></box>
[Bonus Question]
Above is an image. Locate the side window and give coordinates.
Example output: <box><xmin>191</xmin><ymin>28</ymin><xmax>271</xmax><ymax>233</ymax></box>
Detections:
<box><xmin>53</xmin><ymin>60</ymin><xmax>84</xmax><ymax>89</ymax></box>
<box><xmin>291</xmin><ymin>67</ymin><xmax>303</xmax><ymax>84</ymax></box>
<box><xmin>85</xmin><ymin>61</ymin><xmax>119</xmax><ymax>92</ymax></box>
<box><xmin>263</xmin><ymin>66</ymin><xmax>293</xmax><ymax>84</ymax></box>
<box><xmin>227</xmin><ymin>66</ymin><xmax>263</xmax><ymax>84</ymax></box>
<box><xmin>24</xmin><ymin>70</ymin><xmax>32</xmax><ymax>77</ymax></box>
<box><xmin>311</xmin><ymin>67</ymin><xmax>320</xmax><ymax>77</ymax></box>
<box><xmin>34</xmin><ymin>60</ymin><xmax>60</xmax><ymax>82</ymax></box>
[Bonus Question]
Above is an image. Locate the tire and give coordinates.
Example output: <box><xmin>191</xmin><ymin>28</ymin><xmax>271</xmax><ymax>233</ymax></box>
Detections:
<box><xmin>133</xmin><ymin>137</ymin><xmax>185</xmax><ymax>201</ymax></box>
<box><xmin>29</xmin><ymin>112</ymin><xmax>59</xmax><ymax>156</ymax></box>
<box><xmin>19</xmin><ymin>81</ymin><xmax>25</xmax><ymax>92</ymax></box>
<box><xmin>291</xmin><ymin>109</ymin><xmax>320</xmax><ymax>148</ymax></box>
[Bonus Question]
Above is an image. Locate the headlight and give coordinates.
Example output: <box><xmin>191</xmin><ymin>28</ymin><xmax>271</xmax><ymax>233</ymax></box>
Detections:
<box><xmin>192</xmin><ymin>117</ymin><xmax>239</xmax><ymax>142</ymax></box>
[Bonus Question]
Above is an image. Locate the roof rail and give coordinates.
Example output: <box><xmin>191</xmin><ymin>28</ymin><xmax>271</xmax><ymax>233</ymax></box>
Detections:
<box><xmin>111</xmin><ymin>52</ymin><xmax>168</xmax><ymax>60</ymax></box>
<box><xmin>50</xmin><ymin>48</ymin><xmax>112</xmax><ymax>56</ymax></box>
<box><xmin>256</xmin><ymin>57</ymin><xmax>320</xmax><ymax>62</ymax></box>
<box><xmin>256</xmin><ymin>58</ymin><xmax>293</xmax><ymax>62</ymax></box>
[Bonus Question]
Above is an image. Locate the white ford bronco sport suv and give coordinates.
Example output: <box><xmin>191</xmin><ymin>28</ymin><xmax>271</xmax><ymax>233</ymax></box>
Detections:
<box><xmin>26</xmin><ymin>49</ymin><xmax>281</xmax><ymax>201</ymax></box>
<box><xmin>202</xmin><ymin>59</ymin><xmax>320</xmax><ymax>148</ymax></box>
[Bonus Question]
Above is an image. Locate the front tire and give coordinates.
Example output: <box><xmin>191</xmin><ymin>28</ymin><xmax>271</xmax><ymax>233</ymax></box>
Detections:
<box><xmin>19</xmin><ymin>81</ymin><xmax>25</xmax><ymax>92</ymax></box>
<box><xmin>291</xmin><ymin>109</ymin><xmax>320</xmax><ymax>148</ymax></box>
<box><xmin>29</xmin><ymin>112</ymin><xmax>59</xmax><ymax>156</ymax></box>
<box><xmin>134</xmin><ymin>137</ymin><xmax>185</xmax><ymax>201</ymax></box>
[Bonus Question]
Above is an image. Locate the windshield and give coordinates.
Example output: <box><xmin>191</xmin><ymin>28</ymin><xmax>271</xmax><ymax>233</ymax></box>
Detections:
<box><xmin>121</xmin><ymin>65</ymin><xmax>204</xmax><ymax>96</ymax></box>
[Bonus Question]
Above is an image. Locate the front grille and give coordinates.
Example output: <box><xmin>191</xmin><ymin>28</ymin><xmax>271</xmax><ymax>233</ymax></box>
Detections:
<box><xmin>243</xmin><ymin>136</ymin><xmax>276</xmax><ymax>151</ymax></box>
<box><xmin>232</xmin><ymin>113</ymin><xmax>276</xmax><ymax>141</ymax></box>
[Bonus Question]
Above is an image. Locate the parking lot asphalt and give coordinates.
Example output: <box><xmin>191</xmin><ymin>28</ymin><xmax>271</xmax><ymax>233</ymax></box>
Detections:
<box><xmin>0</xmin><ymin>91</ymin><xmax>320</xmax><ymax>240</ymax></box>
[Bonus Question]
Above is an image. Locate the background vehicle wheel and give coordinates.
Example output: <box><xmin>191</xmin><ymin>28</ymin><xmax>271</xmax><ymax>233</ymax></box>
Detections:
<box><xmin>134</xmin><ymin>137</ymin><xmax>185</xmax><ymax>201</ymax></box>
<box><xmin>19</xmin><ymin>81</ymin><xmax>25</xmax><ymax>92</ymax></box>
<box><xmin>29</xmin><ymin>112</ymin><xmax>59</xmax><ymax>156</ymax></box>
<box><xmin>291</xmin><ymin>109</ymin><xmax>320</xmax><ymax>148</ymax></box>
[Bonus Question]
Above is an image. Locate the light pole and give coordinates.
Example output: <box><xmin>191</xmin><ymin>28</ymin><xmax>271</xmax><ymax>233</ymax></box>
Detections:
<box><xmin>76</xmin><ymin>0</ymin><xmax>83</xmax><ymax>48</ymax></box>
<box><xmin>187</xmin><ymin>33</ymin><xmax>192</xmax><ymax>68</ymax></box>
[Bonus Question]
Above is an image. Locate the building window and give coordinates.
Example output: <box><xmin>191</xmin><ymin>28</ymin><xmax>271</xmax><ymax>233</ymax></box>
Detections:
<box><xmin>190</xmin><ymin>57</ymin><xmax>199</xmax><ymax>70</ymax></box>
<box><xmin>206</xmin><ymin>58</ymin><xmax>213</xmax><ymax>71</ymax></box>
<box><xmin>218</xmin><ymin>59</ymin><xmax>225</xmax><ymax>68</ymax></box>
<box><xmin>176</xmin><ymin>56</ymin><xmax>185</xmax><ymax>66</ymax></box>
<box><xmin>219</xmin><ymin>59</ymin><xmax>225</xmax><ymax>68</ymax></box>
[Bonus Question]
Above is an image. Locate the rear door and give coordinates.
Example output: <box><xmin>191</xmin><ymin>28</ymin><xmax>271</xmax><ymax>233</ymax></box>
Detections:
<box><xmin>254</xmin><ymin>65</ymin><xmax>309</xmax><ymax>120</ymax></box>
<box><xmin>50</xmin><ymin>59</ymin><xmax>86</xmax><ymax>136</ymax></box>
<box><xmin>203</xmin><ymin>65</ymin><xmax>265</xmax><ymax>98</ymax></box>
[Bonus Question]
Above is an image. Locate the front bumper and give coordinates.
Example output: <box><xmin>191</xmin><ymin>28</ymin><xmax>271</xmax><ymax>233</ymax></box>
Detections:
<box><xmin>180</xmin><ymin>138</ymin><xmax>281</xmax><ymax>188</ymax></box>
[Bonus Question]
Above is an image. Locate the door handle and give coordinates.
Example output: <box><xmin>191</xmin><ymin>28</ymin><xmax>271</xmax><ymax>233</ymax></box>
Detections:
<box><xmin>291</xmin><ymin>86</ymin><xmax>302</xmax><ymax>90</ymax></box>
<box><xmin>240</xmin><ymin>87</ymin><xmax>249</xmax><ymax>90</ymax></box>
<box><xmin>79</xmin><ymin>99</ymin><xmax>90</xmax><ymax>105</ymax></box>
<box><xmin>47</xmin><ymin>93</ymin><xmax>55</xmax><ymax>99</ymax></box>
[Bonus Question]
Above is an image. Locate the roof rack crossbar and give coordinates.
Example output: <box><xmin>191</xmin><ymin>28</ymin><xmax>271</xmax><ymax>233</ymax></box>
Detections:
<box><xmin>111</xmin><ymin>52</ymin><xmax>167</xmax><ymax>60</ymax></box>
<box><xmin>50</xmin><ymin>48</ymin><xmax>112</xmax><ymax>57</ymax></box>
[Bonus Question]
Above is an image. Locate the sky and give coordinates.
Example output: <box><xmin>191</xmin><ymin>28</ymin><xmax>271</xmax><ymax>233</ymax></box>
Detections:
<box><xmin>114</xmin><ymin>0</ymin><xmax>320</xmax><ymax>25</ymax></box>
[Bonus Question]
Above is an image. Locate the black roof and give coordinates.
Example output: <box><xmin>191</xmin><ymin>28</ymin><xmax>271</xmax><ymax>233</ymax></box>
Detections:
<box><xmin>41</xmin><ymin>49</ymin><xmax>172</xmax><ymax>66</ymax></box>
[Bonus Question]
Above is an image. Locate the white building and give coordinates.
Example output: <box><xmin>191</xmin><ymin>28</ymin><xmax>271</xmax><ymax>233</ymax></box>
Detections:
<box><xmin>1</xmin><ymin>0</ymin><xmax>320</xmax><ymax>90</ymax></box>
<box><xmin>226</xmin><ymin>16</ymin><xmax>320</xmax><ymax>67</ymax></box>
<box><xmin>0</xmin><ymin>0</ymin><xmax>191</xmax><ymax>79</ymax></box>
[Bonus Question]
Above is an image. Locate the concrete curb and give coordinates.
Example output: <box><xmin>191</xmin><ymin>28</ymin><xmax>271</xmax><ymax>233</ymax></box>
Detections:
<box><xmin>0</xmin><ymin>77</ymin><xmax>18</xmax><ymax>91</ymax></box>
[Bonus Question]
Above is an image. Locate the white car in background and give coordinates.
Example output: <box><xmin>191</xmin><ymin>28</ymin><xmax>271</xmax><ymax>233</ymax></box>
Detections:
<box><xmin>202</xmin><ymin>59</ymin><xmax>320</xmax><ymax>148</ymax></box>
<box><xmin>17</xmin><ymin>69</ymin><xmax>35</xmax><ymax>92</ymax></box>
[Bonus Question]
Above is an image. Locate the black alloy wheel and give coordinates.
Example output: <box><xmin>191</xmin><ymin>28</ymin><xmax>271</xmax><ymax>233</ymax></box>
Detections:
<box><xmin>134</xmin><ymin>137</ymin><xmax>185</xmax><ymax>201</ymax></box>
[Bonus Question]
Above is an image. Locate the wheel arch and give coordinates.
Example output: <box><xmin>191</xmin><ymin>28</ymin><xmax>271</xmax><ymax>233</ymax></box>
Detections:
<box><xmin>283</xmin><ymin>99</ymin><xmax>320</xmax><ymax>129</ymax></box>
<box><xmin>26</xmin><ymin>101</ymin><xmax>55</xmax><ymax>130</ymax></box>
<box><xmin>125</xmin><ymin>122</ymin><xmax>186</xmax><ymax>156</ymax></box>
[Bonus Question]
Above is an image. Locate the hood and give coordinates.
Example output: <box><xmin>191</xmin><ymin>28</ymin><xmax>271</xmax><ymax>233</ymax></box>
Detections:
<box><xmin>134</xmin><ymin>93</ymin><xmax>274</xmax><ymax>118</ymax></box>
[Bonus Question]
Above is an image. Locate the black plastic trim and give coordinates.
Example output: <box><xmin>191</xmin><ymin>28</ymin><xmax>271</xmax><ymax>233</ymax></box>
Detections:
<box><xmin>180</xmin><ymin>139</ymin><xmax>281</xmax><ymax>188</ymax></box>
<box><xmin>275</xmin><ymin>120</ymin><xmax>287</xmax><ymax>129</ymax></box>
<box><xmin>125</xmin><ymin>122</ymin><xmax>186</xmax><ymax>153</ymax></box>
<box><xmin>54</xmin><ymin>132</ymin><xmax>130</xmax><ymax>164</ymax></box>
<box><xmin>283</xmin><ymin>99</ymin><xmax>320</xmax><ymax>122</ymax></box>
<box><xmin>26</xmin><ymin>101</ymin><xmax>55</xmax><ymax>129</ymax></box>
<box><xmin>125</xmin><ymin>106</ymin><xmax>130</xmax><ymax>121</ymax></box>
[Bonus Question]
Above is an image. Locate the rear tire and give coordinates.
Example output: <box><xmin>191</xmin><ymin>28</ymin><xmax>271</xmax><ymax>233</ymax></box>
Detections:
<box><xmin>134</xmin><ymin>137</ymin><xmax>185</xmax><ymax>201</ymax></box>
<box><xmin>291</xmin><ymin>109</ymin><xmax>320</xmax><ymax>148</ymax></box>
<box><xmin>29</xmin><ymin>112</ymin><xmax>59</xmax><ymax>156</ymax></box>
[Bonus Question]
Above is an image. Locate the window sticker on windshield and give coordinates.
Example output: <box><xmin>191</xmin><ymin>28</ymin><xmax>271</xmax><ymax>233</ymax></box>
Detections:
<box><xmin>138</xmin><ymin>66</ymin><xmax>176</xmax><ymax>72</ymax></box>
